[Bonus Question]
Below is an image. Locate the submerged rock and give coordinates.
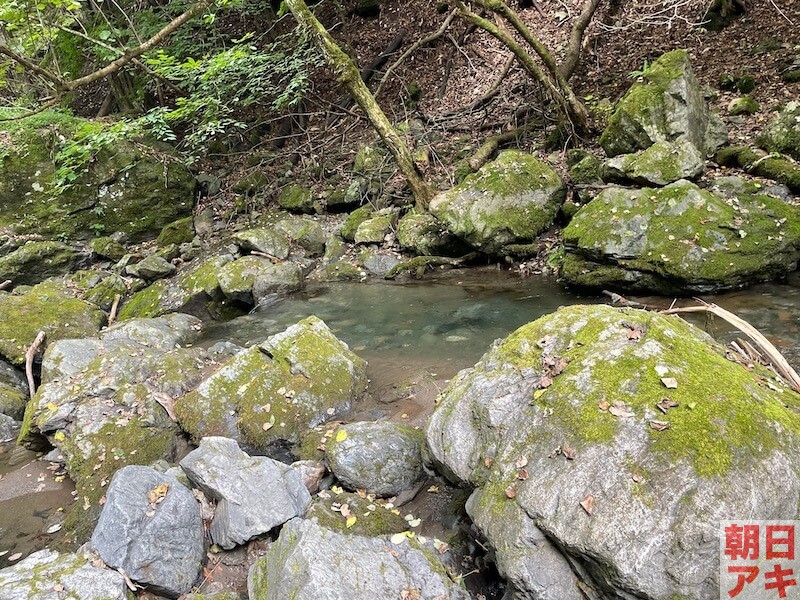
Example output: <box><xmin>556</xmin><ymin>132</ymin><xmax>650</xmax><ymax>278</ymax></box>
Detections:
<box><xmin>758</xmin><ymin>100</ymin><xmax>800</xmax><ymax>160</ymax></box>
<box><xmin>0</xmin><ymin>280</ymin><xmax>106</xmax><ymax>366</ymax></box>
<box><xmin>0</xmin><ymin>549</ymin><xmax>129</xmax><ymax>600</ymax></box>
<box><xmin>429</xmin><ymin>150</ymin><xmax>565</xmax><ymax>255</ymax></box>
<box><xmin>327</xmin><ymin>421</ymin><xmax>425</xmax><ymax>497</ymax></box>
<box><xmin>247</xmin><ymin>518</ymin><xmax>468</xmax><ymax>599</ymax></box>
<box><xmin>91</xmin><ymin>465</ymin><xmax>204</xmax><ymax>597</ymax></box>
<box><xmin>599</xmin><ymin>50</ymin><xmax>727</xmax><ymax>157</ymax></box>
<box><xmin>426</xmin><ymin>304</ymin><xmax>800</xmax><ymax>599</ymax></box>
<box><xmin>561</xmin><ymin>179</ymin><xmax>800</xmax><ymax>293</ymax></box>
<box><xmin>175</xmin><ymin>316</ymin><xmax>367</xmax><ymax>454</ymax></box>
<box><xmin>180</xmin><ymin>437</ymin><xmax>311</xmax><ymax>549</ymax></box>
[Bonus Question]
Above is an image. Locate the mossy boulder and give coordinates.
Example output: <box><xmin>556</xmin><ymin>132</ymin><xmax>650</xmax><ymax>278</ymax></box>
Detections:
<box><xmin>175</xmin><ymin>316</ymin><xmax>367</xmax><ymax>454</ymax></box>
<box><xmin>82</xmin><ymin>274</ymin><xmax>127</xmax><ymax>311</ymax></box>
<box><xmin>353</xmin><ymin>145</ymin><xmax>385</xmax><ymax>174</ymax></box>
<box><xmin>118</xmin><ymin>253</ymin><xmax>234</xmax><ymax>320</ymax></box>
<box><xmin>156</xmin><ymin>216</ymin><xmax>195</xmax><ymax>247</ymax></box>
<box><xmin>396</xmin><ymin>211</ymin><xmax>470</xmax><ymax>257</ymax></box>
<box><xmin>278</xmin><ymin>184</ymin><xmax>314</xmax><ymax>213</ymax></box>
<box><xmin>728</xmin><ymin>96</ymin><xmax>760</xmax><ymax>115</ymax></box>
<box><xmin>428</xmin><ymin>150</ymin><xmax>566</xmax><ymax>255</ymax></box>
<box><xmin>599</xmin><ymin>50</ymin><xmax>727</xmax><ymax>157</ymax></box>
<box><xmin>274</xmin><ymin>216</ymin><xmax>326</xmax><ymax>257</ymax></box>
<box><xmin>758</xmin><ymin>101</ymin><xmax>800</xmax><ymax>160</ymax></box>
<box><xmin>324</xmin><ymin>261</ymin><xmax>364</xmax><ymax>281</ymax></box>
<box><xmin>125</xmin><ymin>254</ymin><xmax>175</xmax><ymax>280</ymax></box>
<box><xmin>327</xmin><ymin>421</ymin><xmax>426</xmax><ymax>497</ymax></box>
<box><xmin>218</xmin><ymin>256</ymin><xmax>304</xmax><ymax>305</ymax></box>
<box><xmin>0</xmin><ymin>241</ymin><xmax>85</xmax><ymax>285</ymax></box>
<box><xmin>20</xmin><ymin>314</ymin><xmax>214</xmax><ymax>539</ymax></box>
<box><xmin>0</xmin><ymin>111</ymin><xmax>195</xmax><ymax>241</ymax></box>
<box><xmin>307</xmin><ymin>491</ymin><xmax>409</xmax><ymax>536</ymax></box>
<box><xmin>354</xmin><ymin>214</ymin><xmax>393</xmax><ymax>244</ymax></box>
<box><xmin>603</xmin><ymin>139</ymin><xmax>705</xmax><ymax>186</ymax></box>
<box><xmin>247</xmin><ymin>518</ymin><xmax>468</xmax><ymax>599</ymax></box>
<box><xmin>231</xmin><ymin>227</ymin><xmax>291</xmax><ymax>259</ymax></box>
<box><xmin>561</xmin><ymin>179</ymin><xmax>800</xmax><ymax>293</ymax></box>
<box><xmin>0</xmin><ymin>359</ymin><xmax>27</xmax><ymax>420</ymax></box>
<box><xmin>89</xmin><ymin>236</ymin><xmax>127</xmax><ymax>261</ymax></box>
<box><xmin>426</xmin><ymin>304</ymin><xmax>800</xmax><ymax>599</ymax></box>
<box><xmin>0</xmin><ymin>280</ymin><xmax>106</xmax><ymax>365</ymax></box>
<box><xmin>340</xmin><ymin>205</ymin><xmax>373</xmax><ymax>242</ymax></box>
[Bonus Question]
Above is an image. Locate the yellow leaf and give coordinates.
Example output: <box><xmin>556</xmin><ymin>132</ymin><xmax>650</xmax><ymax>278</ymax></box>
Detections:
<box><xmin>345</xmin><ymin>516</ymin><xmax>357</xmax><ymax>528</ymax></box>
<box><xmin>46</xmin><ymin>403</ymin><xmax>58</xmax><ymax>411</ymax></box>
<box><xmin>533</xmin><ymin>389</ymin><xmax>546</xmax><ymax>400</ymax></box>
<box><xmin>390</xmin><ymin>532</ymin><xmax>407</xmax><ymax>545</ymax></box>
<box><xmin>335</xmin><ymin>429</ymin><xmax>348</xmax><ymax>442</ymax></box>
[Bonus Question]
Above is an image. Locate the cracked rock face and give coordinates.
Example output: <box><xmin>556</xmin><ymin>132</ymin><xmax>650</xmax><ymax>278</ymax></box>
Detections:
<box><xmin>180</xmin><ymin>436</ymin><xmax>311</xmax><ymax>549</ymax></box>
<box><xmin>426</xmin><ymin>304</ymin><xmax>800</xmax><ymax>599</ymax></box>
<box><xmin>91</xmin><ymin>465</ymin><xmax>205</xmax><ymax>597</ymax></box>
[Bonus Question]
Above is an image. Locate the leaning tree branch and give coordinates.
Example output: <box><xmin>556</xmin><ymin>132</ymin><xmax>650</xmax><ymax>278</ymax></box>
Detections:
<box><xmin>64</xmin><ymin>0</ymin><xmax>213</xmax><ymax>91</ymax></box>
<box><xmin>454</xmin><ymin>0</ymin><xmax>586</xmax><ymax>131</ymax></box>
<box><xmin>0</xmin><ymin>45</ymin><xmax>65</xmax><ymax>88</ymax></box>
<box><xmin>375</xmin><ymin>9</ymin><xmax>458</xmax><ymax>99</ymax></box>
<box><xmin>561</xmin><ymin>0</ymin><xmax>602</xmax><ymax>79</ymax></box>
<box><xmin>286</xmin><ymin>0</ymin><xmax>435</xmax><ymax>209</ymax></box>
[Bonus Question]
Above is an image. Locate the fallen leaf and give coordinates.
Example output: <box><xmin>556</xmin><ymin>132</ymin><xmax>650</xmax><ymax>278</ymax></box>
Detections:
<box><xmin>335</xmin><ymin>429</ymin><xmax>348</xmax><ymax>443</ymax></box>
<box><xmin>533</xmin><ymin>389</ymin><xmax>547</xmax><ymax>400</ymax></box>
<box><xmin>632</xmin><ymin>473</ymin><xmax>643</xmax><ymax>483</ymax></box>
<box><xmin>562</xmin><ymin>444</ymin><xmax>576</xmax><ymax>460</ymax></box>
<box><xmin>515</xmin><ymin>456</ymin><xmax>528</xmax><ymax>469</ymax></box>
<box><xmin>484</xmin><ymin>457</ymin><xmax>493</xmax><ymax>468</ymax></box>
<box><xmin>147</xmin><ymin>483</ymin><xmax>169</xmax><ymax>505</ymax></box>
<box><xmin>504</xmin><ymin>485</ymin><xmax>517</xmax><ymax>499</ymax></box>
<box><xmin>517</xmin><ymin>468</ymin><xmax>529</xmax><ymax>480</ymax></box>
<box><xmin>609</xmin><ymin>405</ymin><xmax>634</xmax><ymax>418</ymax></box>
<box><xmin>649</xmin><ymin>420</ymin><xmax>670</xmax><ymax>431</ymax></box>
<box><xmin>8</xmin><ymin>553</ymin><xmax>22</xmax><ymax>562</ymax></box>
<box><xmin>538</xmin><ymin>375</ymin><xmax>553</xmax><ymax>389</ymax></box>
<box><xmin>427</xmin><ymin>485</ymin><xmax>440</xmax><ymax>494</ymax></box>
<box><xmin>46</xmin><ymin>523</ymin><xmax>62</xmax><ymax>534</ymax></box>
<box><xmin>401</xmin><ymin>588</ymin><xmax>421</xmax><ymax>600</ymax></box>
<box><xmin>580</xmin><ymin>495</ymin><xmax>595</xmax><ymax>516</ymax></box>
<box><xmin>654</xmin><ymin>365</ymin><xmax>670</xmax><ymax>377</ymax></box>
<box><xmin>262</xmin><ymin>422</ymin><xmax>273</xmax><ymax>431</ymax></box>
<box><xmin>345</xmin><ymin>516</ymin><xmax>357</xmax><ymax>528</ymax></box>
<box><xmin>340</xmin><ymin>504</ymin><xmax>351</xmax><ymax>518</ymax></box>
<box><xmin>661</xmin><ymin>377</ymin><xmax>678</xmax><ymax>389</ymax></box>
<box><xmin>598</xmin><ymin>400</ymin><xmax>610</xmax><ymax>411</ymax></box>
<box><xmin>53</xmin><ymin>584</ymin><xmax>64</xmax><ymax>592</ymax></box>
<box><xmin>656</xmin><ymin>398</ymin><xmax>679</xmax><ymax>414</ymax></box>
<box><xmin>390</xmin><ymin>532</ymin><xmax>408</xmax><ymax>545</ymax></box>
<box><xmin>687</xmin><ymin>402</ymin><xmax>697</xmax><ymax>410</ymax></box>
<box><xmin>408</xmin><ymin>518</ymin><xmax>421</xmax><ymax>527</ymax></box>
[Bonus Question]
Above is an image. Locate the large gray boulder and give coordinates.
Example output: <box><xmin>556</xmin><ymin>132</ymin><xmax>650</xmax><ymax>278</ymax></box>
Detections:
<box><xmin>599</xmin><ymin>49</ymin><xmax>727</xmax><ymax>157</ymax></box>
<box><xmin>91</xmin><ymin>465</ymin><xmax>204</xmax><ymax>597</ymax></box>
<box><xmin>180</xmin><ymin>437</ymin><xmax>311</xmax><ymax>549</ymax></box>
<box><xmin>125</xmin><ymin>255</ymin><xmax>176</xmax><ymax>281</ymax></box>
<box><xmin>429</xmin><ymin>150</ymin><xmax>566</xmax><ymax>255</ymax></box>
<box><xmin>561</xmin><ymin>179</ymin><xmax>800</xmax><ymax>293</ymax></box>
<box><xmin>426</xmin><ymin>304</ymin><xmax>800</xmax><ymax>599</ymax></box>
<box><xmin>327</xmin><ymin>421</ymin><xmax>425</xmax><ymax>497</ymax></box>
<box><xmin>0</xmin><ymin>549</ymin><xmax>130</xmax><ymax>600</ymax></box>
<box><xmin>175</xmin><ymin>316</ymin><xmax>367</xmax><ymax>454</ymax></box>
<box><xmin>232</xmin><ymin>227</ymin><xmax>291</xmax><ymax>259</ymax></box>
<box><xmin>21</xmin><ymin>314</ymin><xmax>212</xmax><ymax>535</ymax></box>
<box><xmin>247</xmin><ymin>518</ymin><xmax>469</xmax><ymax>599</ymax></box>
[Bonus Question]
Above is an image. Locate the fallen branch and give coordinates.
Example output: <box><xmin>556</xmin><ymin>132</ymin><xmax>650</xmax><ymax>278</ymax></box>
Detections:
<box><xmin>108</xmin><ymin>294</ymin><xmax>122</xmax><ymax>325</ymax></box>
<box><xmin>715</xmin><ymin>146</ymin><xmax>800</xmax><ymax>193</ymax></box>
<box><xmin>25</xmin><ymin>331</ymin><xmax>46</xmax><ymax>398</ymax></box>
<box><xmin>662</xmin><ymin>301</ymin><xmax>800</xmax><ymax>392</ymax></box>
<box><xmin>0</xmin><ymin>280</ymin><xmax>11</xmax><ymax>291</ymax></box>
<box><xmin>465</xmin><ymin>120</ymin><xmax>539</xmax><ymax>172</ymax></box>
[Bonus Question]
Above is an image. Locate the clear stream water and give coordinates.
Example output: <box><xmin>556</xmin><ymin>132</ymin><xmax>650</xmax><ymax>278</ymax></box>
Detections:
<box><xmin>2</xmin><ymin>268</ymin><xmax>799</xmax><ymax>568</ymax></box>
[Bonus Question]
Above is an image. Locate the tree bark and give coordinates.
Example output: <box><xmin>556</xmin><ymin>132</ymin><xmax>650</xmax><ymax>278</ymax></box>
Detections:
<box><xmin>285</xmin><ymin>0</ymin><xmax>435</xmax><ymax>209</ymax></box>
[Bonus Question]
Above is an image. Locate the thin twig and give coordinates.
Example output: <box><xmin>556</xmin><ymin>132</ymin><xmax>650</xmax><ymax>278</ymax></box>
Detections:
<box><xmin>0</xmin><ymin>280</ymin><xmax>11</xmax><ymax>291</ymax></box>
<box><xmin>108</xmin><ymin>294</ymin><xmax>122</xmax><ymax>325</ymax></box>
<box><xmin>25</xmin><ymin>331</ymin><xmax>46</xmax><ymax>398</ymax></box>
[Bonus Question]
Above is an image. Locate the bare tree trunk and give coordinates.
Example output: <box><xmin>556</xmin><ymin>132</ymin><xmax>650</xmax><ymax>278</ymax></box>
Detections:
<box><xmin>285</xmin><ymin>0</ymin><xmax>435</xmax><ymax>210</ymax></box>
